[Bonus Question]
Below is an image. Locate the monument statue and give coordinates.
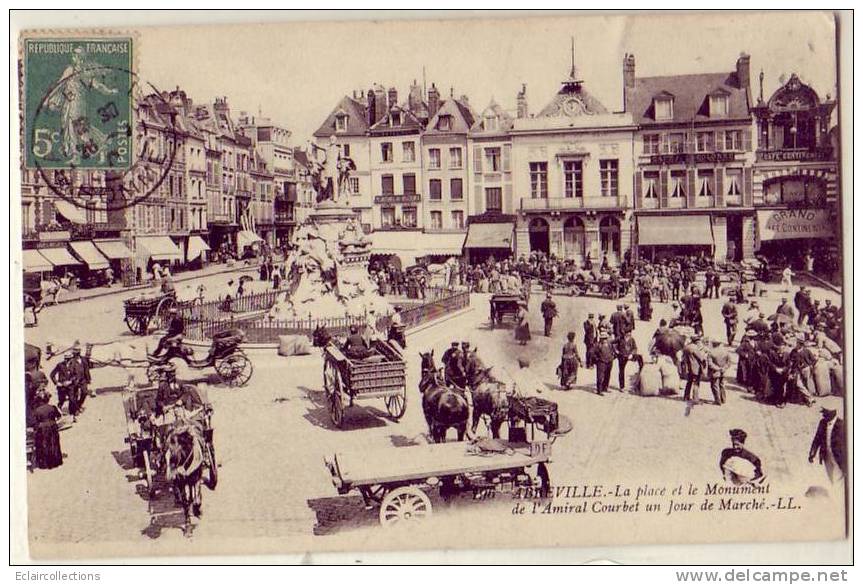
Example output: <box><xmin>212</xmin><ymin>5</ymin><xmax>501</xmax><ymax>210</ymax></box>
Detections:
<box><xmin>309</xmin><ymin>135</ymin><xmax>356</xmax><ymax>205</ymax></box>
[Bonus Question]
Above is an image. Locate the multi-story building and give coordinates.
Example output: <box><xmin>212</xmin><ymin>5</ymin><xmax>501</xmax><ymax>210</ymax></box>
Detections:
<box><xmin>313</xmin><ymin>90</ymin><xmax>374</xmax><ymax>228</ymax></box>
<box><xmin>512</xmin><ymin>59</ymin><xmax>636</xmax><ymax>266</ymax></box>
<box><xmin>626</xmin><ymin>54</ymin><xmax>756</xmax><ymax>262</ymax></box>
<box><xmin>751</xmin><ymin>72</ymin><xmax>839</xmax><ymax>271</ymax></box>
<box><xmin>367</xmin><ymin>84</ymin><xmax>427</xmax><ymax>232</ymax></box>
<box><xmin>249</xmin><ymin>148</ymin><xmax>275</xmax><ymax>246</ymax></box>
<box><xmin>422</xmin><ymin>86</ymin><xmax>474</xmax><ymax>234</ymax></box>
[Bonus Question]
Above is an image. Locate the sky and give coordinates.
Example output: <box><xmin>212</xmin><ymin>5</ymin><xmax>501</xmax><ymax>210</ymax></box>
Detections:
<box><xmin>137</xmin><ymin>11</ymin><xmax>839</xmax><ymax>143</ymax></box>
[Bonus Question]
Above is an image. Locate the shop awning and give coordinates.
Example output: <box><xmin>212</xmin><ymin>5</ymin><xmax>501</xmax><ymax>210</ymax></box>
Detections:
<box><xmin>464</xmin><ymin>222</ymin><xmax>515</xmax><ymax>250</ymax></box>
<box><xmin>638</xmin><ymin>215</ymin><xmax>714</xmax><ymax>246</ymax></box>
<box><xmin>370</xmin><ymin>230</ymin><xmax>419</xmax><ymax>254</ymax></box>
<box><xmin>186</xmin><ymin>235</ymin><xmax>211</xmax><ymax>262</ymax></box>
<box><xmin>38</xmin><ymin>246</ymin><xmax>82</xmax><ymax>267</ymax></box>
<box><xmin>237</xmin><ymin>230</ymin><xmax>264</xmax><ymax>249</ymax></box>
<box><xmin>137</xmin><ymin>236</ymin><xmax>182</xmax><ymax>261</ymax></box>
<box><xmin>94</xmin><ymin>239</ymin><xmax>134</xmax><ymax>260</ymax></box>
<box><xmin>69</xmin><ymin>241</ymin><xmax>110</xmax><ymax>270</ymax></box>
<box><xmin>22</xmin><ymin>249</ymin><xmax>53</xmax><ymax>272</ymax></box>
<box><xmin>757</xmin><ymin>209</ymin><xmax>834</xmax><ymax>241</ymax></box>
<box><xmin>53</xmin><ymin>200</ymin><xmax>88</xmax><ymax>224</ymax></box>
<box><xmin>420</xmin><ymin>233</ymin><xmax>467</xmax><ymax>256</ymax></box>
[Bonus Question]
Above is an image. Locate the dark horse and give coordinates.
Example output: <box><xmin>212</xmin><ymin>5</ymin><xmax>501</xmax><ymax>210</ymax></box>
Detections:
<box><xmin>165</xmin><ymin>424</ymin><xmax>205</xmax><ymax>536</ymax></box>
<box><xmin>419</xmin><ymin>351</ymin><xmax>469</xmax><ymax>443</ymax></box>
<box><xmin>467</xmin><ymin>359</ymin><xmax>510</xmax><ymax>439</ymax></box>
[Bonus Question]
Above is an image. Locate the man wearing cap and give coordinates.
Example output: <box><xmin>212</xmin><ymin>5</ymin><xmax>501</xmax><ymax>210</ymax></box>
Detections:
<box><xmin>444</xmin><ymin>342</ymin><xmax>467</xmax><ymax>388</ymax></box>
<box><xmin>706</xmin><ymin>339</ymin><xmax>731</xmax><ymax>405</ymax></box>
<box><xmin>721</xmin><ymin>296</ymin><xmax>738</xmax><ymax>346</ymax></box>
<box><xmin>681</xmin><ymin>335</ymin><xmax>707</xmax><ymax>403</ymax></box>
<box><xmin>794</xmin><ymin>286</ymin><xmax>812</xmax><ymax>326</ymax></box>
<box><xmin>589</xmin><ymin>331</ymin><xmax>616</xmax><ymax>395</ymax></box>
<box><xmin>441</xmin><ymin>341</ymin><xmax>460</xmax><ymax>374</ymax></box>
<box><xmin>540</xmin><ymin>293</ymin><xmax>558</xmax><ymax>337</ymax></box>
<box><xmin>151</xmin><ymin>306</ymin><xmax>185</xmax><ymax>358</ymax></box>
<box><xmin>70</xmin><ymin>343</ymin><xmax>93</xmax><ymax>407</ymax></box>
<box><xmin>747</xmin><ymin>312</ymin><xmax>770</xmax><ymax>336</ymax></box>
<box><xmin>623</xmin><ymin>305</ymin><xmax>636</xmax><ymax>336</ymax></box>
<box><xmin>809</xmin><ymin>408</ymin><xmax>845</xmax><ymax>483</ymax></box>
<box><xmin>610</xmin><ymin>305</ymin><xmax>626</xmax><ymax>340</ymax></box>
<box><xmin>583</xmin><ymin>314</ymin><xmax>597</xmax><ymax>369</ymax></box>
<box><xmin>50</xmin><ymin>352</ymin><xmax>82</xmax><ymax>421</ymax></box>
<box><xmin>776</xmin><ymin>297</ymin><xmax>795</xmax><ymax>319</ymax></box>
<box><xmin>720</xmin><ymin>429</ymin><xmax>764</xmax><ymax>485</ymax></box>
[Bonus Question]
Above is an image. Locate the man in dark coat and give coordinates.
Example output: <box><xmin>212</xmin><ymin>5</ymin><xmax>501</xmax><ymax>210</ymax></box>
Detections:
<box><xmin>50</xmin><ymin>352</ymin><xmax>82</xmax><ymax>421</ymax></box>
<box><xmin>444</xmin><ymin>343</ymin><xmax>467</xmax><ymax>388</ymax></box>
<box><xmin>721</xmin><ymin>296</ymin><xmax>738</xmax><ymax>345</ymax></box>
<box><xmin>583</xmin><ymin>314</ymin><xmax>597</xmax><ymax>368</ymax></box>
<box><xmin>706</xmin><ymin>339</ymin><xmax>731</xmax><ymax>405</ymax></box>
<box><xmin>610</xmin><ymin>305</ymin><xmax>626</xmax><ymax>340</ymax></box>
<box><xmin>441</xmin><ymin>341</ymin><xmax>459</xmax><ymax>372</ymax></box>
<box><xmin>615</xmin><ymin>331</ymin><xmax>641</xmax><ymax>392</ymax></box>
<box><xmin>681</xmin><ymin>335</ymin><xmax>707</xmax><ymax>403</ymax></box>
<box><xmin>589</xmin><ymin>332</ymin><xmax>616</xmax><ymax>395</ymax></box>
<box><xmin>776</xmin><ymin>297</ymin><xmax>795</xmax><ymax>319</ymax></box>
<box><xmin>794</xmin><ymin>286</ymin><xmax>812</xmax><ymax>326</ymax></box>
<box><xmin>809</xmin><ymin>408</ymin><xmax>846</xmax><ymax>483</ymax></box>
<box><xmin>540</xmin><ymin>293</ymin><xmax>558</xmax><ymax>337</ymax></box>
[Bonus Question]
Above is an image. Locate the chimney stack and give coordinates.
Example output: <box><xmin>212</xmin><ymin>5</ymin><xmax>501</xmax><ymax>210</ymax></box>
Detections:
<box><xmin>387</xmin><ymin>87</ymin><xmax>398</xmax><ymax>109</ymax></box>
<box><xmin>736</xmin><ymin>52</ymin><xmax>751</xmax><ymax>93</ymax></box>
<box><xmin>517</xmin><ymin>83</ymin><xmax>528</xmax><ymax>118</ymax></box>
<box><xmin>428</xmin><ymin>83</ymin><xmax>440</xmax><ymax>117</ymax></box>
<box><xmin>367</xmin><ymin>89</ymin><xmax>376</xmax><ymax>125</ymax></box>
<box><xmin>623</xmin><ymin>53</ymin><xmax>636</xmax><ymax>89</ymax></box>
<box><xmin>374</xmin><ymin>85</ymin><xmax>387</xmax><ymax>123</ymax></box>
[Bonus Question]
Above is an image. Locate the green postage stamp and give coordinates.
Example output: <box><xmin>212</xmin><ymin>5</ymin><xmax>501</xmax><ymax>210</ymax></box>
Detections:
<box><xmin>23</xmin><ymin>37</ymin><xmax>133</xmax><ymax>170</ymax></box>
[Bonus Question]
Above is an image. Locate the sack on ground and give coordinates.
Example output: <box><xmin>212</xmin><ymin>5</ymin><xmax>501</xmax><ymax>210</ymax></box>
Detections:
<box><xmin>278</xmin><ymin>335</ymin><xmax>312</xmax><ymax>356</ymax></box>
<box><xmin>638</xmin><ymin>363</ymin><xmax>662</xmax><ymax>396</ymax></box>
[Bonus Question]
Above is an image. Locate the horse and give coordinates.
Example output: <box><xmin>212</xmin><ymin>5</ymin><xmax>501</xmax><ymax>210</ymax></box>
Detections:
<box><xmin>467</xmin><ymin>358</ymin><xmax>510</xmax><ymax>439</ymax></box>
<box><xmin>164</xmin><ymin>423</ymin><xmax>205</xmax><ymax>536</ymax></box>
<box><xmin>418</xmin><ymin>351</ymin><xmax>469</xmax><ymax>443</ymax></box>
<box><xmin>46</xmin><ymin>339</ymin><xmax>151</xmax><ymax>386</ymax></box>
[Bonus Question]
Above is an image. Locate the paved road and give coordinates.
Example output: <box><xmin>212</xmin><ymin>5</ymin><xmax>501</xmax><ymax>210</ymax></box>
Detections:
<box><xmin>22</xmin><ymin>273</ymin><xmax>846</xmax><ymax>558</ymax></box>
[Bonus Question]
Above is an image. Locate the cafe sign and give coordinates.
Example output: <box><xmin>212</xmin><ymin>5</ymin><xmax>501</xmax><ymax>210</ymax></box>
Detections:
<box><xmin>757</xmin><ymin>208</ymin><xmax>834</xmax><ymax>241</ymax></box>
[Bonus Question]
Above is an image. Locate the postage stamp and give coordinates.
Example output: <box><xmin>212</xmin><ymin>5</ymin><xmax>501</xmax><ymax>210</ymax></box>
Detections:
<box><xmin>23</xmin><ymin>37</ymin><xmax>133</xmax><ymax>170</ymax></box>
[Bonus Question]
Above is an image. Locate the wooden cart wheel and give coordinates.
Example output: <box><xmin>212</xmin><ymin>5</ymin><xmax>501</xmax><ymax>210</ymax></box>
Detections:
<box><xmin>323</xmin><ymin>359</ymin><xmax>345</xmax><ymax>428</ymax></box>
<box><xmin>204</xmin><ymin>441</ymin><xmax>218</xmax><ymax>490</ymax></box>
<box><xmin>125</xmin><ymin>315</ymin><xmax>145</xmax><ymax>335</ymax></box>
<box><xmin>379</xmin><ymin>486</ymin><xmax>433</xmax><ymax>527</ymax></box>
<box><xmin>385</xmin><ymin>386</ymin><xmax>407</xmax><ymax>420</ymax></box>
<box><xmin>216</xmin><ymin>352</ymin><xmax>253</xmax><ymax>387</ymax></box>
<box><xmin>155</xmin><ymin>296</ymin><xmax>177</xmax><ymax>331</ymax></box>
<box><xmin>142</xmin><ymin>450</ymin><xmax>155</xmax><ymax>495</ymax></box>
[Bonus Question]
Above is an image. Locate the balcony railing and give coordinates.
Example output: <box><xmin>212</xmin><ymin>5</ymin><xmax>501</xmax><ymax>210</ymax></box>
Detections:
<box><xmin>373</xmin><ymin>194</ymin><xmax>422</xmax><ymax>204</ymax></box>
<box><xmin>521</xmin><ymin>195</ymin><xmax>629</xmax><ymax>211</ymax></box>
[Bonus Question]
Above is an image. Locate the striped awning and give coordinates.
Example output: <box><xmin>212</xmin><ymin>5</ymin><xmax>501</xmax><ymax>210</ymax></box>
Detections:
<box><xmin>23</xmin><ymin>249</ymin><xmax>53</xmax><ymax>272</ymax></box>
<box><xmin>70</xmin><ymin>241</ymin><xmax>110</xmax><ymax>270</ymax></box>
<box><xmin>38</xmin><ymin>246</ymin><xmax>82</xmax><ymax>267</ymax></box>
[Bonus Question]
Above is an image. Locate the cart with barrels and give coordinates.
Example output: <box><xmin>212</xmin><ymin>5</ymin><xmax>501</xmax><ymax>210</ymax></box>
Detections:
<box><xmin>322</xmin><ymin>339</ymin><xmax>407</xmax><ymax>428</ymax></box>
<box><xmin>123</xmin><ymin>291</ymin><xmax>180</xmax><ymax>335</ymax></box>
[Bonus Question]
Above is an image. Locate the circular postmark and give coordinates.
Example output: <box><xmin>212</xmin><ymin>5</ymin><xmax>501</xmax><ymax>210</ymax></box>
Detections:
<box><xmin>29</xmin><ymin>64</ymin><xmax>181</xmax><ymax>212</ymax></box>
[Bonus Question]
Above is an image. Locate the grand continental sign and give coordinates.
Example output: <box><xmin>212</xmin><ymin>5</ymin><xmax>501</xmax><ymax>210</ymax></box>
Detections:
<box><xmin>648</xmin><ymin>152</ymin><xmax>737</xmax><ymax>165</ymax></box>
<box><xmin>757</xmin><ymin>208</ymin><xmax>835</xmax><ymax>241</ymax></box>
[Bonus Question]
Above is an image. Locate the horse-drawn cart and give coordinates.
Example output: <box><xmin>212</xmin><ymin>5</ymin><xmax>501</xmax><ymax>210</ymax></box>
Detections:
<box><xmin>324</xmin><ymin>439</ymin><xmax>552</xmax><ymax>527</ymax></box>
<box><xmin>122</xmin><ymin>383</ymin><xmax>217</xmax><ymax>495</ymax></box>
<box><xmin>322</xmin><ymin>340</ymin><xmax>407</xmax><ymax>428</ymax></box>
<box><xmin>123</xmin><ymin>291</ymin><xmax>180</xmax><ymax>335</ymax></box>
<box><xmin>488</xmin><ymin>293</ymin><xmax>524</xmax><ymax>328</ymax></box>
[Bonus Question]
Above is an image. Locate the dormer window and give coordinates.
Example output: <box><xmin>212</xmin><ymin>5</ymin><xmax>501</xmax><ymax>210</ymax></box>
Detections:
<box><xmin>654</xmin><ymin>96</ymin><xmax>674</xmax><ymax>120</ymax></box>
<box><xmin>437</xmin><ymin>115</ymin><xmax>452</xmax><ymax>131</ymax></box>
<box><xmin>484</xmin><ymin>116</ymin><xmax>498</xmax><ymax>131</ymax></box>
<box><xmin>335</xmin><ymin>113</ymin><xmax>348</xmax><ymax>132</ymax></box>
<box><xmin>390</xmin><ymin>111</ymin><xmax>401</xmax><ymax>126</ymax></box>
<box><xmin>710</xmin><ymin>93</ymin><xmax>729</xmax><ymax>117</ymax></box>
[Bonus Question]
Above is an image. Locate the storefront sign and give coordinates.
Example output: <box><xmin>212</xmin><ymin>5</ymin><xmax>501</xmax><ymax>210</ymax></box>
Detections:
<box><xmin>38</xmin><ymin>230</ymin><xmax>70</xmax><ymax>242</ymax></box>
<box><xmin>648</xmin><ymin>152</ymin><xmax>736</xmax><ymax>165</ymax></box>
<box><xmin>757</xmin><ymin>208</ymin><xmax>834</xmax><ymax>241</ymax></box>
<box><xmin>757</xmin><ymin>148</ymin><xmax>833</xmax><ymax>162</ymax></box>
<box><xmin>373</xmin><ymin>195</ymin><xmax>421</xmax><ymax>204</ymax></box>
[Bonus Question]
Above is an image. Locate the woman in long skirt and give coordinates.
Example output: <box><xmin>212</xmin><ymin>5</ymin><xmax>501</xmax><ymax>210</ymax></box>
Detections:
<box><xmin>32</xmin><ymin>395</ymin><xmax>63</xmax><ymax>469</ymax></box>
<box><xmin>514</xmin><ymin>303</ymin><xmax>531</xmax><ymax>346</ymax></box>
<box><xmin>558</xmin><ymin>332</ymin><xmax>582</xmax><ymax>390</ymax></box>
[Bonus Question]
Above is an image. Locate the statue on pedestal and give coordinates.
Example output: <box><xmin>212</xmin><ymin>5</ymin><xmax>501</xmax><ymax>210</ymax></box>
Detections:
<box><xmin>309</xmin><ymin>135</ymin><xmax>356</xmax><ymax>206</ymax></box>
